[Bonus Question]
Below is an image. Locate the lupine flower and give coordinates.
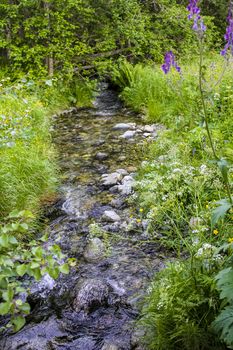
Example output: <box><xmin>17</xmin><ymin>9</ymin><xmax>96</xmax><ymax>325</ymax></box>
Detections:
<box><xmin>161</xmin><ymin>51</ymin><xmax>181</xmax><ymax>74</ymax></box>
<box><xmin>187</xmin><ymin>0</ymin><xmax>206</xmax><ymax>32</ymax></box>
<box><xmin>221</xmin><ymin>2</ymin><xmax>233</xmax><ymax>56</ymax></box>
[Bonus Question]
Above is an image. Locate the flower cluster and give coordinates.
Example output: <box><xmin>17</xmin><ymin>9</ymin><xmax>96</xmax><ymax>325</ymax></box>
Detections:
<box><xmin>187</xmin><ymin>0</ymin><xmax>206</xmax><ymax>32</ymax></box>
<box><xmin>221</xmin><ymin>2</ymin><xmax>233</xmax><ymax>56</ymax></box>
<box><xmin>161</xmin><ymin>51</ymin><xmax>181</xmax><ymax>75</ymax></box>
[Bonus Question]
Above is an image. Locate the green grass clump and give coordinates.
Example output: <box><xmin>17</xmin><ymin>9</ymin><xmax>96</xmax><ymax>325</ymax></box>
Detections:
<box><xmin>0</xmin><ymin>75</ymin><xmax>95</xmax><ymax>220</ymax></box>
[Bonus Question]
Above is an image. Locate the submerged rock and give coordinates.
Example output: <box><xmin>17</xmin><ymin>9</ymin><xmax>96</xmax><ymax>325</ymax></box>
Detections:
<box><xmin>112</xmin><ymin>123</ymin><xmax>135</xmax><ymax>131</ymax></box>
<box><xmin>83</xmin><ymin>237</ymin><xmax>105</xmax><ymax>262</ymax></box>
<box><xmin>101</xmin><ymin>173</ymin><xmax>122</xmax><ymax>187</ymax></box>
<box><xmin>95</xmin><ymin>152</ymin><xmax>108</xmax><ymax>160</ymax></box>
<box><xmin>102</xmin><ymin>210</ymin><xmax>121</xmax><ymax>222</ymax></box>
<box><xmin>120</xmin><ymin>130</ymin><xmax>136</xmax><ymax>139</ymax></box>
<box><xmin>73</xmin><ymin>279</ymin><xmax>109</xmax><ymax>313</ymax></box>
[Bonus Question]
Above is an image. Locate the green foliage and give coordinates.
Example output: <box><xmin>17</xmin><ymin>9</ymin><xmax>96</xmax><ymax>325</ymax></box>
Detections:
<box><xmin>140</xmin><ymin>252</ymin><xmax>224</xmax><ymax>350</ymax></box>
<box><xmin>0</xmin><ymin>210</ymin><xmax>70</xmax><ymax>332</ymax></box>
<box><xmin>0</xmin><ymin>75</ymin><xmax>94</xmax><ymax>220</ymax></box>
<box><xmin>0</xmin><ymin>0</ymin><xmax>221</xmax><ymax>75</ymax></box>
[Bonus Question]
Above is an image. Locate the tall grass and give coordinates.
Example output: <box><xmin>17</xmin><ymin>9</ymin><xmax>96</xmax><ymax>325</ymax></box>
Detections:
<box><xmin>0</xmin><ymin>76</ymin><xmax>95</xmax><ymax>220</ymax></box>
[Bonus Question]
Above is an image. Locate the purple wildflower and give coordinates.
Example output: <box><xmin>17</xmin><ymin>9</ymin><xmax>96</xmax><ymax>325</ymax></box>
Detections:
<box><xmin>187</xmin><ymin>0</ymin><xmax>206</xmax><ymax>32</ymax></box>
<box><xmin>221</xmin><ymin>2</ymin><xmax>233</xmax><ymax>56</ymax></box>
<box><xmin>161</xmin><ymin>51</ymin><xmax>181</xmax><ymax>74</ymax></box>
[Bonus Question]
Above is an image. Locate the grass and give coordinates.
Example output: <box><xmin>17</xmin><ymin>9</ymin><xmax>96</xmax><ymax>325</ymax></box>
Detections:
<box><xmin>0</xmin><ymin>75</ymin><xmax>95</xmax><ymax>221</ymax></box>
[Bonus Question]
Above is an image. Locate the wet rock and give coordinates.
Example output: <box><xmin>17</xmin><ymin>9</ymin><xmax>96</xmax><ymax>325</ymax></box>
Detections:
<box><xmin>83</xmin><ymin>238</ymin><xmax>105</xmax><ymax>262</ymax></box>
<box><xmin>120</xmin><ymin>130</ymin><xmax>136</xmax><ymax>139</ymax></box>
<box><xmin>0</xmin><ymin>316</ymin><xmax>64</xmax><ymax>350</ymax></box>
<box><xmin>73</xmin><ymin>279</ymin><xmax>109</xmax><ymax>313</ymax></box>
<box><xmin>118</xmin><ymin>175</ymin><xmax>134</xmax><ymax>195</ymax></box>
<box><xmin>103</xmin><ymin>222</ymin><xmax>120</xmax><ymax>232</ymax></box>
<box><xmin>101</xmin><ymin>173</ymin><xmax>122</xmax><ymax>186</ymax></box>
<box><xmin>109</xmin><ymin>185</ymin><xmax>120</xmax><ymax>194</ymax></box>
<box><xmin>143</xmin><ymin>132</ymin><xmax>152</xmax><ymax>138</ymax></box>
<box><xmin>95</xmin><ymin>152</ymin><xmax>108</xmax><ymax>160</ymax></box>
<box><xmin>110</xmin><ymin>198</ymin><xmax>125</xmax><ymax>209</ymax></box>
<box><xmin>101</xmin><ymin>343</ymin><xmax>119</xmax><ymax>350</ymax></box>
<box><xmin>103</xmin><ymin>210</ymin><xmax>121</xmax><ymax>222</ymax></box>
<box><xmin>61</xmin><ymin>337</ymin><xmax>96</xmax><ymax>350</ymax></box>
<box><xmin>116</xmin><ymin>168</ymin><xmax>128</xmax><ymax>176</ymax></box>
<box><xmin>112</xmin><ymin>123</ymin><xmax>135</xmax><ymax>131</ymax></box>
<box><xmin>143</xmin><ymin>125</ymin><xmax>154</xmax><ymax>133</ymax></box>
<box><xmin>30</xmin><ymin>273</ymin><xmax>56</xmax><ymax>299</ymax></box>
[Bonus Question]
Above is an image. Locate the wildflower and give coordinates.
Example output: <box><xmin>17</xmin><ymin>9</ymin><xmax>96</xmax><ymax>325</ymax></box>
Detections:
<box><xmin>187</xmin><ymin>0</ymin><xmax>206</xmax><ymax>33</ymax></box>
<box><xmin>136</xmin><ymin>219</ymin><xmax>142</xmax><ymax>223</ymax></box>
<box><xmin>221</xmin><ymin>2</ymin><xmax>233</xmax><ymax>56</ymax></box>
<box><xmin>139</xmin><ymin>208</ymin><xmax>144</xmax><ymax>213</ymax></box>
<box><xmin>206</xmin><ymin>204</ymin><xmax>209</xmax><ymax>209</ymax></box>
<box><xmin>228</xmin><ymin>237</ymin><xmax>233</xmax><ymax>243</ymax></box>
<box><xmin>161</xmin><ymin>51</ymin><xmax>181</xmax><ymax>75</ymax></box>
<box><xmin>213</xmin><ymin>229</ymin><xmax>219</xmax><ymax>236</ymax></box>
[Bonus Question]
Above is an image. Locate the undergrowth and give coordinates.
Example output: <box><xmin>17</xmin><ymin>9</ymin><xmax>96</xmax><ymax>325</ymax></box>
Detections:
<box><xmin>112</xmin><ymin>58</ymin><xmax>233</xmax><ymax>349</ymax></box>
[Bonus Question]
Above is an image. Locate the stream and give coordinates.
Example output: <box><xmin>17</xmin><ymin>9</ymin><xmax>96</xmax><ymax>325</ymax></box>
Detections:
<box><xmin>1</xmin><ymin>87</ymin><xmax>166</xmax><ymax>350</ymax></box>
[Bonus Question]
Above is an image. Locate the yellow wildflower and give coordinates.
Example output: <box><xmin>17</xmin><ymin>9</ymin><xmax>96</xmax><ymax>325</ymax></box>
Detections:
<box><xmin>136</xmin><ymin>219</ymin><xmax>142</xmax><ymax>223</ymax></box>
<box><xmin>213</xmin><ymin>229</ymin><xmax>219</xmax><ymax>236</ymax></box>
<box><xmin>139</xmin><ymin>208</ymin><xmax>144</xmax><ymax>213</ymax></box>
<box><xmin>206</xmin><ymin>204</ymin><xmax>209</xmax><ymax>209</ymax></box>
<box><xmin>228</xmin><ymin>238</ymin><xmax>233</xmax><ymax>243</ymax></box>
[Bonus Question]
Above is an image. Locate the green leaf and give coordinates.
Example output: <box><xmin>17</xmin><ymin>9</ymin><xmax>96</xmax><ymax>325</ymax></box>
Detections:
<box><xmin>211</xmin><ymin>199</ymin><xmax>232</xmax><ymax>226</ymax></box>
<box><xmin>12</xmin><ymin>315</ymin><xmax>26</xmax><ymax>332</ymax></box>
<box><xmin>48</xmin><ymin>266</ymin><xmax>59</xmax><ymax>279</ymax></box>
<box><xmin>18</xmin><ymin>302</ymin><xmax>30</xmax><ymax>314</ymax></box>
<box><xmin>16</xmin><ymin>264</ymin><xmax>28</xmax><ymax>277</ymax></box>
<box><xmin>30</xmin><ymin>262</ymin><xmax>40</xmax><ymax>269</ymax></box>
<box><xmin>8</xmin><ymin>210</ymin><xmax>21</xmax><ymax>218</ymax></box>
<box><xmin>0</xmin><ymin>302</ymin><xmax>11</xmax><ymax>315</ymax></box>
<box><xmin>9</xmin><ymin>236</ymin><xmax>18</xmax><ymax>245</ymax></box>
<box><xmin>19</xmin><ymin>223</ymin><xmax>28</xmax><ymax>231</ymax></box>
<box><xmin>2</xmin><ymin>288</ymin><xmax>14</xmax><ymax>302</ymax></box>
<box><xmin>217</xmin><ymin>159</ymin><xmax>229</xmax><ymax>183</ymax></box>
<box><xmin>59</xmin><ymin>263</ymin><xmax>69</xmax><ymax>274</ymax></box>
<box><xmin>0</xmin><ymin>234</ymin><xmax>9</xmax><ymax>247</ymax></box>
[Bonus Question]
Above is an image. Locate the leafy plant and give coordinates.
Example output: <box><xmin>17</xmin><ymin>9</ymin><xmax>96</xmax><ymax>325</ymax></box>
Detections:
<box><xmin>140</xmin><ymin>249</ymin><xmax>224</xmax><ymax>350</ymax></box>
<box><xmin>0</xmin><ymin>210</ymin><xmax>70</xmax><ymax>332</ymax></box>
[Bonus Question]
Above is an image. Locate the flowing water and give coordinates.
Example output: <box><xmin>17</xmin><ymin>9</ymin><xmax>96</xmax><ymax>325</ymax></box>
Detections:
<box><xmin>1</xmin><ymin>87</ymin><xmax>166</xmax><ymax>350</ymax></box>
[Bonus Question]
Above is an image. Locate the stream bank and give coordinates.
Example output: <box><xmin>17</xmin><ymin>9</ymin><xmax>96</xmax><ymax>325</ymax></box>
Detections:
<box><xmin>1</xmin><ymin>87</ymin><xmax>167</xmax><ymax>350</ymax></box>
